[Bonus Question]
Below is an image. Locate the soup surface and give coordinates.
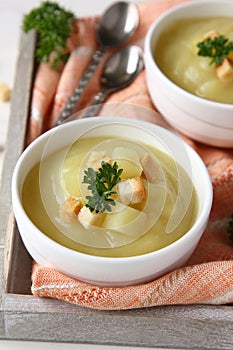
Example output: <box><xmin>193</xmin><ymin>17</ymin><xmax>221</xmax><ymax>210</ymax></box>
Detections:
<box><xmin>154</xmin><ymin>17</ymin><xmax>233</xmax><ymax>104</ymax></box>
<box><xmin>22</xmin><ymin>137</ymin><xmax>197</xmax><ymax>257</ymax></box>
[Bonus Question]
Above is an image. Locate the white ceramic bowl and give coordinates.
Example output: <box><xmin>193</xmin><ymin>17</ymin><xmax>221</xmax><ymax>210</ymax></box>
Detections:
<box><xmin>144</xmin><ymin>0</ymin><xmax>233</xmax><ymax>148</ymax></box>
<box><xmin>12</xmin><ymin>117</ymin><xmax>213</xmax><ymax>287</ymax></box>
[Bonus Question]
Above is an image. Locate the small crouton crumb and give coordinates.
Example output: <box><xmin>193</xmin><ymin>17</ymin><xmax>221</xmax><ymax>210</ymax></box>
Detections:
<box><xmin>87</xmin><ymin>151</ymin><xmax>110</xmax><ymax>171</ymax></box>
<box><xmin>78</xmin><ymin>206</ymin><xmax>104</xmax><ymax>229</ymax></box>
<box><xmin>140</xmin><ymin>153</ymin><xmax>160</xmax><ymax>183</ymax></box>
<box><xmin>117</xmin><ymin>177</ymin><xmax>146</xmax><ymax>205</ymax></box>
<box><xmin>228</xmin><ymin>52</ymin><xmax>233</xmax><ymax>61</ymax></box>
<box><xmin>216</xmin><ymin>58</ymin><xmax>233</xmax><ymax>82</ymax></box>
<box><xmin>203</xmin><ymin>30</ymin><xmax>220</xmax><ymax>39</ymax></box>
<box><xmin>0</xmin><ymin>82</ymin><xmax>11</xmax><ymax>102</ymax></box>
<box><xmin>59</xmin><ymin>196</ymin><xmax>82</xmax><ymax>224</ymax></box>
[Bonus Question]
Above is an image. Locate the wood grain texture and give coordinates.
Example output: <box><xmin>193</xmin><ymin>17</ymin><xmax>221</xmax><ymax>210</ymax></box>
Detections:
<box><xmin>0</xmin><ymin>29</ymin><xmax>36</xmax><ymax>246</ymax></box>
<box><xmin>0</xmin><ymin>29</ymin><xmax>36</xmax><ymax>339</ymax></box>
<box><xmin>6</xmin><ymin>225</ymin><xmax>32</xmax><ymax>295</ymax></box>
<box><xmin>0</xmin><ymin>30</ymin><xmax>233</xmax><ymax>349</ymax></box>
<box><xmin>2</xmin><ymin>298</ymin><xmax>233</xmax><ymax>349</ymax></box>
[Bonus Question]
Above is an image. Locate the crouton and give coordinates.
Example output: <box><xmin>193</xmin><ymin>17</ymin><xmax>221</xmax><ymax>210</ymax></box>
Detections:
<box><xmin>59</xmin><ymin>196</ymin><xmax>82</xmax><ymax>224</ymax></box>
<box><xmin>140</xmin><ymin>153</ymin><xmax>160</xmax><ymax>183</ymax></box>
<box><xmin>216</xmin><ymin>58</ymin><xmax>233</xmax><ymax>82</ymax></box>
<box><xmin>228</xmin><ymin>51</ymin><xmax>233</xmax><ymax>61</ymax></box>
<box><xmin>87</xmin><ymin>151</ymin><xmax>110</xmax><ymax>171</ymax></box>
<box><xmin>117</xmin><ymin>177</ymin><xmax>146</xmax><ymax>205</ymax></box>
<box><xmin>203</xmin><ymin>30</ymin><xmax>220</xmax><ymax>39</ymax></box>
<box><xmin>78</xmin><ymin>205</ymin><xmax>105</xmax><ymax>229</ymax></box>
<box><xmin>0</xmin><ymin>82</ymin><xmax>11</xmax><ymax>102</ymax></box>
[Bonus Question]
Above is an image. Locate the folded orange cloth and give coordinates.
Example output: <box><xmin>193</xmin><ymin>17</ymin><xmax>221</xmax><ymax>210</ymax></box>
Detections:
<box><xmin>29</xmin><ymin>0</ymin><xmax>233</xmax><ymax>309</ymax></box>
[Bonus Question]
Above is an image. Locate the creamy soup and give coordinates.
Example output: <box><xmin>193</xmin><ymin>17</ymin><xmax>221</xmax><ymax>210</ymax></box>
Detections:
<box><xmin>22</xmin><ymin>137</ymin><xmax>197</xmax><ymax>257</ymax></box>
<box><xmin>154</xmin><ymin>17</ymin><xmax>233</xmax><ymax>104</ymax></box>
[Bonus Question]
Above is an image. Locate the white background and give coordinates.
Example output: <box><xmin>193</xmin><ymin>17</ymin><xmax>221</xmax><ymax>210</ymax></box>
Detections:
<box><xmin>0</xmin><ymin>0</ymin><xmax>183</xmax><ymax>349</ymax></box>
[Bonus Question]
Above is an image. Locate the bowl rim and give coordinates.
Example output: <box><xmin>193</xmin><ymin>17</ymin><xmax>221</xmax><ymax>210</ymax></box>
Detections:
<box><xmin>145</xmin><ymin>0</ymin><xmax>233</xmax><ymax>111</ymax></box>
<box><xmin>12</xmin><ymin>117</ymin><xmax>213</xmax><ymax>263</ymax></box>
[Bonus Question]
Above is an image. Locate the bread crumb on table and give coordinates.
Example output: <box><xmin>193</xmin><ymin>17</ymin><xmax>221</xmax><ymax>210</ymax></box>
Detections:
<box><xmin>0</xmin><ymin>82</ymin><xmax>11</xmax><ymax>102</ymax></box>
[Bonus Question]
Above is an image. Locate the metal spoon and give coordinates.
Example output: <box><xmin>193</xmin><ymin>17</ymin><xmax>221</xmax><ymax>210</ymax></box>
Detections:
<box><xmin>55</xmin><ymin>1</ymin><xmax>139</xmax><ymax>126</ymax></box>
<box><xmin>80</xmin><ymin>45</ymin><xmax>144</xmax><ymax>118</ymax></box>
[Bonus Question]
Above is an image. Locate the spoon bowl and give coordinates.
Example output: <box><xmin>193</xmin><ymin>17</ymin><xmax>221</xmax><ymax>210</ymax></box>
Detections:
<box><xmin>97</xmin><ymin>1</ymin><xmax>139</xmax><ymax>48</ymax></box>
<box><xmin>81</xmin><ymin>45</ymin><xmax>144</xmax><ymax>118</ymax></box>
<box><xmin>101</xmin><ymin>45</ymin><xmax>144</xmax><ymax>89</ymax></box>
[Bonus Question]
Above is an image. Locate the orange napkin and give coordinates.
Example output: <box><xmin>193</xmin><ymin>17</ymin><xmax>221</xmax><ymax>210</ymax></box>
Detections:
<box><xmin>28</xmin><ymin>0</ymin><xmax>233</xmax><ymax>310</ymax></box>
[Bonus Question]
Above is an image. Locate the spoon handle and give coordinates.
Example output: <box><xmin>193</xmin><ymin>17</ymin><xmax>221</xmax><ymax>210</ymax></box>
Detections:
<box><xmin>81</xmin><ymin>88</ymin><xmax>112</xmax><ymax>118</ymax></box>
<box><xmin>54</xmin><ymin>48</ymin><xmax>105</xmax><ymax>126</ymax></box>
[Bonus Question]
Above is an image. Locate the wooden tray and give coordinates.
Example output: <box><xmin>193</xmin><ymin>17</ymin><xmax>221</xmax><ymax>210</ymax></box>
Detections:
<box><xmin>1</xmin><ymin>30</ymin><xmax>233</xmax><ymax>348</ymax></box>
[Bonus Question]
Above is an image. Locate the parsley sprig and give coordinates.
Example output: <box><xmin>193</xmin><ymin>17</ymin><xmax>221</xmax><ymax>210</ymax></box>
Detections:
<box><xmin>83</xmin><ymin>162</ymin><xmax>123</xmax><ymax>213</ymax></box>
<box><xmin>197</xmin><ymin>35</ymin><xmax>233</xmax><ymax>67</ymax></box>
<box><xmin>23</xmin><ymin>1</ymin><xmax>75</xmax><ymax>70</ymax></box>
<box><xmin>228</xmin><ymin>214</ymin><xmax>233</xmax><ymax>244</ymax></box>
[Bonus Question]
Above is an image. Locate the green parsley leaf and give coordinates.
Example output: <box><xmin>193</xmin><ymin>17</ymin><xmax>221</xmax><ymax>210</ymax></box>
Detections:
<box><xmin>197</xmin><ymin>35</ymin><xmax>233</xmax><ymax>66</ymax></box>
<box><xmin>82</xmin><ymin>161</ymin><xmax>123</xmax><ymax>213</ymax></box>
<box><xmin>23</xmin><ymin>1</ymin><xmax>75</xmax><ymax>70</ymax></box>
